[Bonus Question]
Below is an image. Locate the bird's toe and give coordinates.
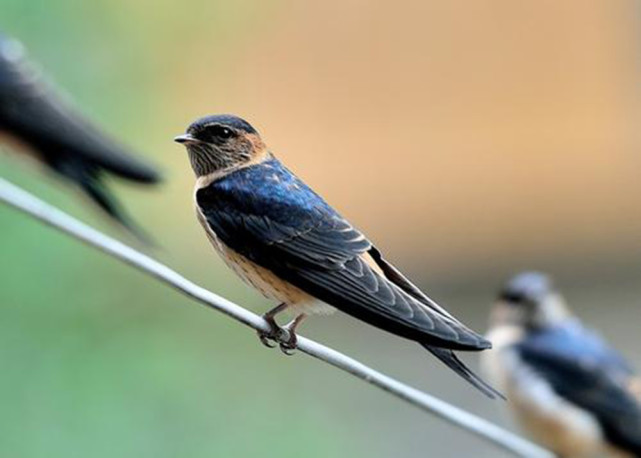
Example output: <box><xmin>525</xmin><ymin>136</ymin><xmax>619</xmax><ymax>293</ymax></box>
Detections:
<box><xmin>278</xmin><ymin>328</ymin><xmax>298</xmax><ymax>356</ymax></box>
<box><xmin>257</xmin><ymin>330</ymin><xmax>278</xmax><ymax>348</ymax></box>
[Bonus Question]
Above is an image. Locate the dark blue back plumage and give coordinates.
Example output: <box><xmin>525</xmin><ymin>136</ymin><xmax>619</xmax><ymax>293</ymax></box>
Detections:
<box><xmin>517</xmin><ymin>320</ymin><xmax>641</xmax><ymax>453</ymax></box>
<box><xmin>212</xmin><ymin>159</ymin><xmax>333</xmax><ymax>222</ymax></box>
<box><xmin>198</xmin><ymin>158</ymin><xmax>373</xmax><ymax>270</ymax></box>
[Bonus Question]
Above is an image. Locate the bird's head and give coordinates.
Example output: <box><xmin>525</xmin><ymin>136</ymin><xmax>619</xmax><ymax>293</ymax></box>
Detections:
<box><xmin>0</xmin><ymin>35</ymin><xmax>25</xmax><ymax>65</ymax></box>
<box><xmin>491</xmin><ymin>271</ymin><xmax>571</xmax><ymax>330</ymax></box>
<box><xmin>0</xmin><ymin>35</ymin><xmax>28</xmax><ymax>86</ymax></box>
<box><xmin>175</xmin><ymin>114</ymin><xmax>267</xmax><ymax>177</ymax></box>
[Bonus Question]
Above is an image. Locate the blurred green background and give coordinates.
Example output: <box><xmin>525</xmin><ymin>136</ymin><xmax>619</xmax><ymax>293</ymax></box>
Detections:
<box><xmin>2</xmin><ymin>1</ymin><xmax>641</xmax><ymax>456</ymax></box>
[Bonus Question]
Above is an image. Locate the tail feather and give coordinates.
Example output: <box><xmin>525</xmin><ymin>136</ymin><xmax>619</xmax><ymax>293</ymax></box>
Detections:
<box><xmin>47</xmin><ymin>158</ymin><xmax>154</xmax><ymax>243</ymax></box>
<box><xmin>78</xmin><ymin>174</ymin><xmax>154</xmax><ymax>246</ymax></box>
<box><xmin>421</xmin><ymin>344</ymin><xmax>504</xmax><ymax>400</ymax></box>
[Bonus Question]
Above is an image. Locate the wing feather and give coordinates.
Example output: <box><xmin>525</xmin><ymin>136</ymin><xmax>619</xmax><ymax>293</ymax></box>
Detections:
<box><xmin>197</xmin><ymin>178</ymin><xmax>489</xmax><ymax>350</ymax></box>
<box><xmin>519</xmin><ymin>328</ymin><xmax>641</xmax><ymax>453</ymax></box>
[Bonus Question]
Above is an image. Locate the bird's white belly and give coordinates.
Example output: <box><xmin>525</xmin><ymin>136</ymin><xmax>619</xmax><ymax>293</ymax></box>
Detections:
<box><xmin>482</xmin><ymin>327</ymin><xmax>605</xmax><ymax>457</ymax></box>
<box><xmin>195</xmin><ymin>206</ymin><xmax>335</xmax><ymax>316</ymax></box>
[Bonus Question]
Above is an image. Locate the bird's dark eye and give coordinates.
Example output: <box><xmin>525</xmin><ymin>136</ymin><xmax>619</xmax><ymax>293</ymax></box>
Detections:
<box><xmin>500</xmin><ymin>291</ymin><xmax>525</xmax><ymax>303</ymax></box>
<box><xmin>202</xmin><ymin>124</ymin><xmax>234</xmax><ymax>141</ymax></box>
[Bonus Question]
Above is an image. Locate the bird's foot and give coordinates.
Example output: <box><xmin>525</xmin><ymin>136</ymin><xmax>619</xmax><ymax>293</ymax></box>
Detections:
<box><xmin>257</xmin><ymin>314</ymin><xmax>287</xmax><ymax>349</ymax></box>
<box><xmin>256</xmin><ymin>318</ymin><xmax>298</xmax><ymax>355</ymax></box>
<box><xmin>257</xmin><ymin>303</ymin><xmax>289</xmax><ymax>348</ymax></box>
<box><xmin>257</xmin><ymin>307</ymin><xmax>304</xmax><ymax>356</ymax></box>
<box><xmin>257</xmin><ymin>330</ymin><xmax>278</xmax><ymax>348</ymax></box>
<box><xmin>257</xmin><ymin>325</ymin><xmax>281</xmax><ymax>349</ymax></box>
<box><xmin>278</xmin><ymin>326</ymin><xmax>298</xmax><ymax>356</ymax></box>
<box><xmin>278</xmin><ymin>314</ymin><xmax>306</xmax><ymax>355</ymax></box>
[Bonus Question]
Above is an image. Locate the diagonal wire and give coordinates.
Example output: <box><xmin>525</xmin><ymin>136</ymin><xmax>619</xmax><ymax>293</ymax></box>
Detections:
<box><xmin>0</xmin><ymin>177</ymin><xmax>553</xmax><ymax>458</ymax></box>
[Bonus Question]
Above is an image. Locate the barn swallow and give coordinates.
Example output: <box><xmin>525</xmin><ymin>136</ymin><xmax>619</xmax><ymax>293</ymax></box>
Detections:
<box><xmin>175</xmin><ymin>113</ymin><xmax>500</xmax><ymax>398</ymax></box>
<box><xmin>0</xmin><ymin>34</ymin><xmax>161</xmax><ymax>236</ymax></box>
<box><xmin>482</xmin><ymin>272</ymin><xmax>641</xmax><ymax>456</ymax></box>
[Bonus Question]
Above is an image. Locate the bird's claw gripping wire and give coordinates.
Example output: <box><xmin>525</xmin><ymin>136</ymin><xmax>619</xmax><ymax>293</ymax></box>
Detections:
<box><xmin>257</xmin><ymin>308</ymin><xmax>304</xmax><ymax>356</ymax></box>
<box><xmin>257</xmin><ymin>323</ymin><xmax>298</xmax><ymax>355</ymax></box>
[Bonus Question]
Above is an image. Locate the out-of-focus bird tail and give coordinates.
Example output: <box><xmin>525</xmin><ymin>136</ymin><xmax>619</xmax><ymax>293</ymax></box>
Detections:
<box><xmin>51</xmin><ymin>159</ymin><xmax>154</xmax><ymax>244</ymax></box>
<box><xmin>421</xmin><ymin>344</ymin><xmax>504</xmax><ymax>400</ymax></box>
<box><xmin>80</xmin><ymin>139</ymin><xmax>163</xmax><ymax>184</ymax></box>
<box><xmin>78</xmin><ymin>174</ymin><xmax>154</xmax><ymax>246</ymax></box>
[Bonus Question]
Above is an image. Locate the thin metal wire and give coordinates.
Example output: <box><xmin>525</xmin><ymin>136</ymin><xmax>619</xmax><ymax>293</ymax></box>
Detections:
<box><xmin>0</xmin><ymin>177</ymin><xmax>553</xmax><ymax>458</ymax></box>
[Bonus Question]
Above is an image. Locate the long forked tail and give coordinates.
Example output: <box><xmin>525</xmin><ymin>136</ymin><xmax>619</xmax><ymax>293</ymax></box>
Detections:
<box><xmin>53</xmin><ymin>159</ymin><xmax>154</xmax><ymax>244</ymax></box>
<box><xmin>79</xmin><ymin>175</ymin><xmax>154</xmax><ymax>245</ymax></box>
<box><xmin>421</xmin><ymin>344</ymin><xmax>504</xmax><ymax>400</ymax></box>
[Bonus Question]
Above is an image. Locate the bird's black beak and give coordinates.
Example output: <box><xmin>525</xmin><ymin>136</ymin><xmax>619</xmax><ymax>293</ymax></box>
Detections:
<box><xmin>174</xmin><ymin>134</ymin><xmax>198</xmax><ymax>144</ymax></box>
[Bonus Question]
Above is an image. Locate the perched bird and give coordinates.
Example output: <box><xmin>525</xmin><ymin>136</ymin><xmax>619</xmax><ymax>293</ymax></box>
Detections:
<box><xmin>482</xmin><ymin>272</ymin><xmax>641</xmax><ymax>457</ymax></box>
<box><xmin>175</xmin><ymin>113</ymin><xmax>499</xmax><ymax>398</ymax></box>
<box><xmin>0</xmin><ymin>34</ymin><xmax>161</xmax><ymax>235</ymax></box>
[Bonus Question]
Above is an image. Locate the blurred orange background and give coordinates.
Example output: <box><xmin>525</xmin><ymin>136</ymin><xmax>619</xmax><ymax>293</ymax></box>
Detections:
<box><xmin>169</xmin><ymin>1</ymin><xmax>641</xmax><ymax>280</ymax></box>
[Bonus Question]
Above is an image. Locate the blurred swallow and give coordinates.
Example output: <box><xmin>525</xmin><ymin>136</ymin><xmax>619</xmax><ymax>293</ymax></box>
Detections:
<box><xmin>482</xmin><ymin>272</ymin><xmax>641</xmax><ymax>456</ymax></box>
<box><xmin>0</xmin><ymin>34</ymin><xmax>161</xmax><ymax>237</ymax></box>
<box><xmin>175</xmin><ymin>113</ymin><xmax>500</xmax><ymax>398</ymax></box>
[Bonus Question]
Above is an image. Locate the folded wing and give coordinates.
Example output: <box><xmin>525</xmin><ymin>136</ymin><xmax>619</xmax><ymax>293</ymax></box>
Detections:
<box><xmin>518</xmin><ymin>326</ymin><xmax>641</xmax><ymax>454</ymax></box>
<box><xmin>197</xmin><ymin>173</ymin><xmax>489</xmax><ymax>351</ymax></box>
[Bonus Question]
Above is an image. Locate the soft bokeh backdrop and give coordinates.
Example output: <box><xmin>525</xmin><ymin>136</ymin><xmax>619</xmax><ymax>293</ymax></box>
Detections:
<box><xmin>2</xmin><ymin>1</ymin><xmax>641</xmax><ymax>456</ymax></box>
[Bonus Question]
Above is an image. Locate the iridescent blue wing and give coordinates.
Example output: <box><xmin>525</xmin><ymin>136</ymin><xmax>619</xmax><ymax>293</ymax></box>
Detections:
<box><xmin>518</xmin><ymin>323</ymin><xmax>641</xmax><ymax>453</ymax></box>
<box><xmin>196</xmin><ymin>161</ymin><xmax>489</xmax><ymax>351</ymax></box>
